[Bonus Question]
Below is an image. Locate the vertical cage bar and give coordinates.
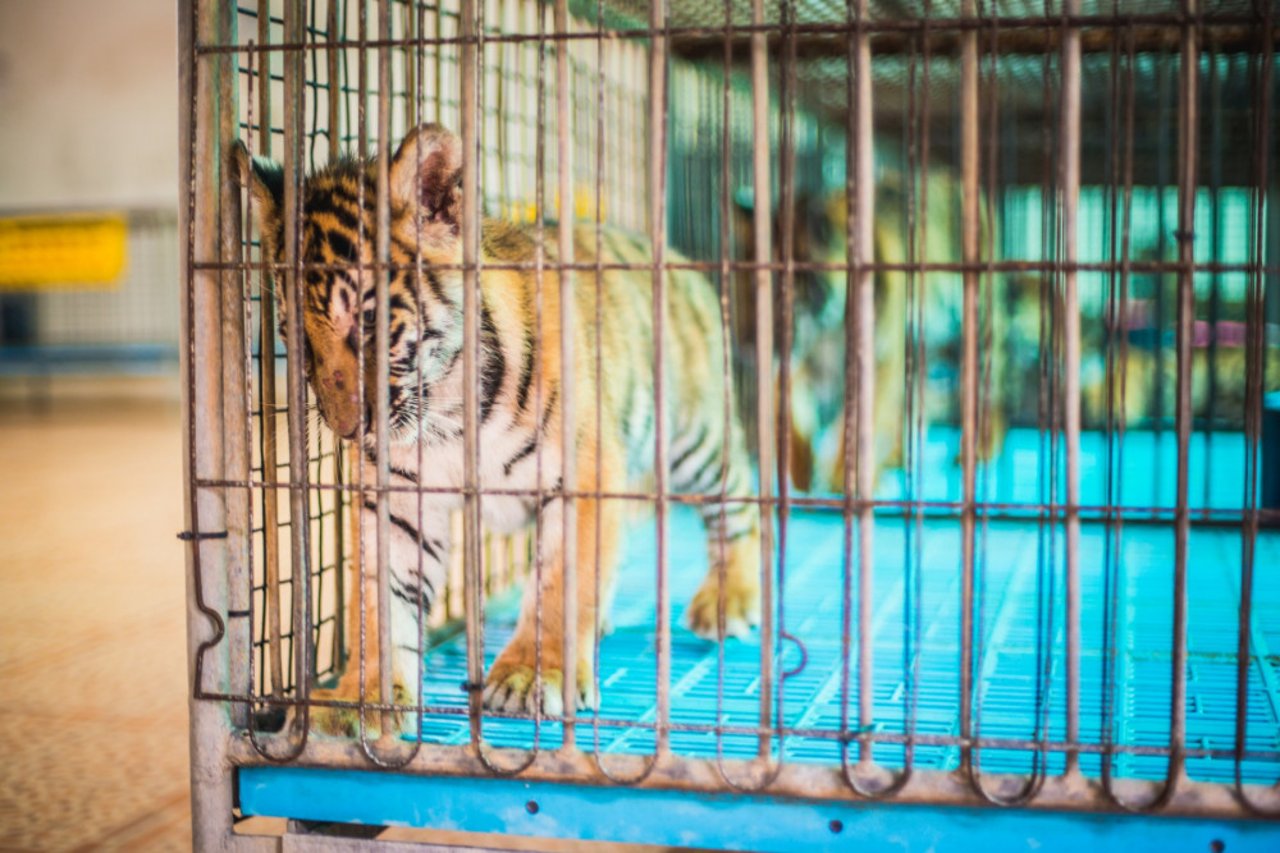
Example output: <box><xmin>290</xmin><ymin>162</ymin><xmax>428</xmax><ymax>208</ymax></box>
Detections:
<box><xmin>327</xmin><ymin>0</ymin><xmax>341</xmax><ymax>156</ymax></box>
<box><xmin>1059</xmin><ymin>0</ymin><xmax>1083</xmax><ymax>777</ymax></box>
<box><xmin>957</xmin><ymin>0</ymin><xmax>979</xmax><ymax>775</ymax></box>
<box><xmin>1170</xmin><ymin>0</ymin><xmax>1200</xmax><ymax>787</ymax></box>
<box><xmin>649</xmin><ymin>0</ymin><xmax>672</xmax><ymax>756</ymax></box>
<box><xmin>850</xmin><ymin>0</ymin><xmax>876</xmax><ymax>774</ymax></box>
<box><xmin>220</xmin><ymin>5</ymin><xmax>249</xmax><ymax>731</ymax></box>
<box><xmin>1235</xmin><ymin>0</ymin><xmax>1276</xmax><ymax>815</ymax></box>
<box><xmin>281</xmin><ymin>0</ymin><xmax>314</xmax><ymax>727</ymax></box>
<box><xmin>749</xmin><ymin>0</ymin><xmax>775</xmax><ymax>761</ymax></box>
<box><xmin>353</xmin><ymin>0</ymin><xmax>373</xmax><ymax>754</ymax></box>
<box><xmin>770</xmin><ymin>2</ymin><xmax>795</xmax><ymax>780</ymax></box>
<box><xmin>460</xmin><ymin>0</ymin><xmax>485</xmax><ymax>742</ymax></box>
<box><xmin>554</xmin><ymin>0</ymin><xmax>579</xmax><ymax>740</ymax></box>
<box><xmin>374</xmin><ymin>0</ymin><xmax>397</xmax><ymax>738</ymax></box>
<box><xmin>257</xmin><ymin>0</ymin><xmax>285</xmax><ymax>705</ymax></box>
<box><xmin>182</xmin><ymin>0</ymin><xmax>235</xmax><ymax>844</ymax></box>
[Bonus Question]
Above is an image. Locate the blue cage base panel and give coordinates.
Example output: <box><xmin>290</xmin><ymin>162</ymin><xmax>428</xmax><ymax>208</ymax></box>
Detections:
<box><xmin>241</xmin><ymin>429</ymin><xmax>1280</xmax><ymax>847</ymax></box>
<box><xmin>239</xmin><ymin>767</ymin><xmax>1280</xmax><ymax>852</ymax></box>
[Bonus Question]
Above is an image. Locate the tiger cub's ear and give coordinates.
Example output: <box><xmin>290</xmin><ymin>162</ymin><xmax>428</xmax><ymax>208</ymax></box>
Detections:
<box><xmin>390</xmin><ymin>124</ymin><xmax>463</xmax><ymax>244</ymax></box>
<box><xmin>229</xmin><ymin>141</ymin><xmax>284</xmax><ymax>243</ymax></box>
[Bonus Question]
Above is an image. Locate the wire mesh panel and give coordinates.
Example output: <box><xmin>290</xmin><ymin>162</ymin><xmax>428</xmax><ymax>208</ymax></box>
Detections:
<box><xmin>181</xmin><ymin>0</ymin><xmax>1280</xmax><ymax>847</ymax></box>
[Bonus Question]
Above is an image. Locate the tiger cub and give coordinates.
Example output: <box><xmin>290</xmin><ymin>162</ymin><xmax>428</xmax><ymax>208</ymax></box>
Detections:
<box><xmin>235</xmin><ymin>124</ymin><xmax>761</xmax><ymax>732</ymax></box>
<box><xmin>734</xmin><ymin>170</ymin><xmax>1009</xmax><ymax>496</ymax></box>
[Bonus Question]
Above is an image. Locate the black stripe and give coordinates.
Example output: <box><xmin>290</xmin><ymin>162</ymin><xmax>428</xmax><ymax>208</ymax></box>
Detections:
<box><xmin>618</xmin><ymin>370</ymin><xmax>635</xmax><ymax>441</ymax></box>
<box><xmin>310</xmin><ymin>193</ymin><xmax>363</xmax><ymax>234</ymax></box>
<box><xmin>671</xmin><ymin>424</ymin><xmax>710</xmax><ymax>475</ymax></box>
<box><xmin>540</xmin><ymin>477</ymin><xmax>563</xmax><ymax>510</ymax></box>
<box><xmin>422</xmin><ymin>269</ymin><xmax>450</xmax><ymax>307</ymax></box>
<box><xmin>360</xmin><ymin>447</ymin><xmax>420</xmax><ymax>483</ymax></box>
<box><xmin>514</xmin><ymin>314</ymin><xmax>536</xmax><ymax>413</ymax></box>
<box><xmin>687</xmin><ymin>456</ymin><xmax>725</xmax><ymax>493</ymax></box>
<box><xmin>503</xmin><ymin>384</ymin><xmax>558</xmax><ymax>477</ymax></box>
<box><xmin>362</xmin><ymin>499</ymin><xmax>441</xmax><ymax>563</ymax></box>
<box><xmin>503</xmin><ymin>434</ymin><xmax>539</xmax><ymax>477</ymax></box>
<box><xmin>479</xmin><ymin>298</ymin><xmax>506</xmax><ymax>423</ymax></box>
<box><xmin>389</xmin><ymin>576</ymin><xmax>435</xmax><ymax>611</ymax></box>
<box><xmin>325</xmin><ymin>227</ymin><xmax>358</xmax><ymax>261</ymax></box>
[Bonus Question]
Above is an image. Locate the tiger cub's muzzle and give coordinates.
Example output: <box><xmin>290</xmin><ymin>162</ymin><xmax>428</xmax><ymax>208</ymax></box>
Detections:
<box><xmin>308</xmin><ymin>332</ymin><xmax>370</xmax><ymax>441</ymax></box>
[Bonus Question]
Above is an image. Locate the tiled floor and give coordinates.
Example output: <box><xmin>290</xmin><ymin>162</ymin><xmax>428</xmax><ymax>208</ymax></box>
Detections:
<box><xmin>0</xmin><ymin>390</ymin><xmax>191</xmax><ymax>851</ymax></box>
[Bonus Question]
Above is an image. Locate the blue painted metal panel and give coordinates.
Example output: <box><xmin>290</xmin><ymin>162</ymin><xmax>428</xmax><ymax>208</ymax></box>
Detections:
<box><xmin>240</xmin><ymin>767</ymin><xmax>1280</xmax><ymax>852</ymax></box>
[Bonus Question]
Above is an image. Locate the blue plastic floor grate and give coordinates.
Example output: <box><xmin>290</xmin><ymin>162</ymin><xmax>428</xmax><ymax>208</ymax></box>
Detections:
<box><xmin>413</xmin><ymin>429</ymin><xmax>1280</xmax><ymax>785</ymax></box>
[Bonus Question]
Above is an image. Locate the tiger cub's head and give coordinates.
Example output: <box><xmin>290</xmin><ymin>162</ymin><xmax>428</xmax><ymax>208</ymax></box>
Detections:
<box><xmin>233</xmin><ymin>124</ymin><xmax>466</xmax><ymax>443</ymax></box>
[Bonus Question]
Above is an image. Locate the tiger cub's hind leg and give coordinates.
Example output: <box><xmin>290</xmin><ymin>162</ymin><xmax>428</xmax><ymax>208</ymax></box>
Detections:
<box><xmin>679</xmin><ymin>420</ymin><xmax>762</xmax><ymax>640</ymax></box>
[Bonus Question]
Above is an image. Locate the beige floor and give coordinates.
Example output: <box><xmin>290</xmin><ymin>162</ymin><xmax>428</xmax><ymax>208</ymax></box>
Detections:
<box><xmin>0</xmin><ymin>382</ymin><xmax>691</xmax><ymax>852</ymax></box>
<box><xmin>0</xmin><ymin>384</ymin><xmax>192</xmax><ymax>851</ymax></box>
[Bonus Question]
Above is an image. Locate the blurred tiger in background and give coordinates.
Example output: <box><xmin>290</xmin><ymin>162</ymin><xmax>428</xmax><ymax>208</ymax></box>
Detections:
<box><xmin>733</xmin><ymin>166</ymin><xmax>1008</xmax><ymax>496</ymax></box>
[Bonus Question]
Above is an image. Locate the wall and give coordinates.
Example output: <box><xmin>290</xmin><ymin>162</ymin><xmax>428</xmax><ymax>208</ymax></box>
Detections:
<box><xmin>0</xmin><ymin>0</ymin><xmax>177</xmax><ymax>212</ymax></box>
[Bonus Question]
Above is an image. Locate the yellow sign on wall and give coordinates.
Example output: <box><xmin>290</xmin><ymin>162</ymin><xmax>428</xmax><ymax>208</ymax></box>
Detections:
<box><xmin>0</xmin><ymin>214</ymin><xmax>128</xmax><ymax>289</ymax></box>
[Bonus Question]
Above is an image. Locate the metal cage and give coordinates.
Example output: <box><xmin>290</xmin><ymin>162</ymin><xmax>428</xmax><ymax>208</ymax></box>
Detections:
<box><xmin>181</xmin><ymin>1</ymin><xmax>1280</xmax><ymax>849</ymax></box>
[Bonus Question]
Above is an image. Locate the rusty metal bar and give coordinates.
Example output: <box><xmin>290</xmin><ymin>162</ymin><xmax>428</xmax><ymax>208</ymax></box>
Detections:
<box><xmin>194</xmin><ymin>472</ymin><xmax>1280</xmax><ymax>525</ymax></box>
<box><xmin>256</xmin><ymin>0</ymin><xmax>285</xmax><ymax>708</ymax></box>
<box><xmin>1059</xmin><ymin>0</ymin><xmax>1083</xmax><ymax>779</ymax></box>
<box><xmin>196</xmin><ymin>255</ymin><xmax>1278</xmax><ymax>277</ymax></box>
<box><xmin>957</xmin><ymin>0</ymin><xmax>979</xmax><ymax>778</ymax></box>
<box><xmin>1099</xmin><ymin>14</ymin><xmax>1138</xmax><ymax>809</ymax></box>
<box><xmin>711</xmin><ymin>0</ymin><xmax>738</xmax><ymax>789</ymax></box>
<box><xmin>372</xmin><ymin>0</ymin><xmax>397</xmax><ymax>746</ymax></box>
<box><xmin>182</xmin><ymin>0</ymin><xmax>241</xmax><ymax>846</ymax></box>
<box><xmin>200</xmin><ymin>17</ymin><xmax>1273</xmax><ymax>59</ymax></box>
<box><xmin>460</xmin><ymin>0</ymin><xmax>485</xmax><ymax>747</ymax></box>
<box><xmin>749</xmin><ymin>0</ymin><xmax>775</xmax><ymax>764</ymax></box>
<box><xmin>526</xmin><ymin>0</ymin><xmax>547</xmax><ymax>758</ymax></box>
<box><xmin>221</xmin><ymin>3</ymin><xmax>250</xmax><ymax>733</ymax></box>
<box><xmin>554</xmin><ymin>0</ymin><xmax>579</xmax><ymax>748</ymax></box>
<box><xmin>327</xmin><ymin>0</ymin><xmax>341</xmax><ymax>154</ymax></box>
<box><xmin>665</xmin><ymin>22</ymin><xmax>1267</xmax><ymax>61</ymax></box>
<box><xmin>353</xmin><ymin>0</ymin><xmax>373</xmax><ymax>763</ymax></box>
<box><xmin>1234</xmin><ymin>0</ymin><xmax>1279</xmax><ymax>816</ymax></box>
<box><xmin>217</xmin><ymin>680</ymin><xmax>1277</xmax><ymax>757</ymax></box>
<box><xmin>1168</xmin><ymin>0</ymin><xmax>1200</xmax><ymax>795</ymax></box>
<box><xmin>433</xmin><ymin>1</ymin><xmax>444</xmax><ymax>124</ymax></box>
<box><xmin>650</xmin><ymin>0</ymin><xmax>672</xmax><ymax>758</ymax></box>
<box><xmin>902</xmin><ymin>0</ymin><xmax>932</xmax><ymax>791</ymax></box>
<box><xmin>281</xmin><ymin>0</ymin><xmax>313</xmax><ymax>747</ymax></box>
<box><xmin>762</xmin><ymin>1</ymin><xmax>795</xmax><ymax>788</ymax></box>
<box><xmin>850</xmin><ymin>0</ymin><xmax>876</xmax><ymax>785</ymax></box>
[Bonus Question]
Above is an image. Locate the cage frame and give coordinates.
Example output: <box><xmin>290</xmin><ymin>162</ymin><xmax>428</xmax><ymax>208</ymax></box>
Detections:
<box><xmin>180</xmin><ymin>0</ymin><xmax>1280</xmax><ymax>849</ymax></box>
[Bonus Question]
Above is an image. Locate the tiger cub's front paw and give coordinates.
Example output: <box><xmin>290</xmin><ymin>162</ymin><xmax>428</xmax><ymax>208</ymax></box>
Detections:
<box><xmin>482</xmin><ymin>657</ymin><xmax>597</xmax><ymax>717</ymax></box>
<box><xmin>685</xmin><ymin>573</ymin><xmax>761</xmax><ymax>641</ymax></box>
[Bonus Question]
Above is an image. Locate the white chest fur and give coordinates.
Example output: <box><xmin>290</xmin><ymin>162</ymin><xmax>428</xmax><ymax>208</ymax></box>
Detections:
<box><xmin>374</xmin><ymin>413</ymin><xmax>564</xmax><ymax>537</ymax></box>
